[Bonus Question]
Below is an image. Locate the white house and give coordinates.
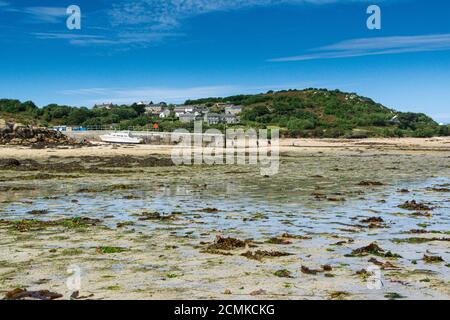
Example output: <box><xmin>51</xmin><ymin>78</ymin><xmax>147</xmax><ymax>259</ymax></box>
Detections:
<box><xmin>174</xmin><ymin>105</ymin><xmax>194</xmax><ymax>117</ymax></box>
<box><xmin>159</xmin><ymin>109</ymin><xmax>171</xmax><ymax>118</ymax></box>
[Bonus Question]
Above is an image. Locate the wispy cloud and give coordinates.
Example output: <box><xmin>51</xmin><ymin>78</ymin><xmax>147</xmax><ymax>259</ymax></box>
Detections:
<box><xmin>19</xmin><ymin>1</ymin><xmax>368</xmax><ymax>48</ymax></box>
<box><xmin>0</xmin><ymin>1</ymin><xmax>9</xmax><ymax>7</ymax></box>
<box><xmin>32</xmin><ymin>31</ymin><xmax>181</xmax><ymax>46</ymax></box>
<box><xmin>270</xmin><ymin>34</ymin><xmax>450</xmax><ymax>61</ymax></box>
<box><xmin>22</xmin><ymin>6</ymin><xmax>67</xmax><ymax>23</ymax></box>
<box><xmin>109</xmin><ymin>0</ymin><xmax>357</xmax><ymax>30</ymax></box>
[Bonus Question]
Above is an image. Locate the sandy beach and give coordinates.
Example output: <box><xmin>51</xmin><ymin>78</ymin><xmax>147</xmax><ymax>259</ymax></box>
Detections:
<box><xmin>1</xmin><ymin>137</ymin><xmax>450</xmax><ymax>160</ymax></box>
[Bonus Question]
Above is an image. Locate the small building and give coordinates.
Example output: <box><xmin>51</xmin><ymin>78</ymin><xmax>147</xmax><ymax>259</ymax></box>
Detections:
<box><xmin>174</xmin><ymin>105</ymin><xmax>195</xmax><ymax>117</ymax></box>
<box><xmin>193</xmin><ymin>105</ymin><xmax>209</xmax><ymax>116</ymax></box>
<box><xmin>159</xmin><ymin>109</ymin><xmax>171</xmax><ymax>118</ymax></box>
<box><xmin>179</xmin><ymin>113</ymin><xmax>197</xmax><ymax>123</ymax></box>
<box><xmin>225</xmin><ymin>105</ymin><xmax>243</xmax><ymax>115</ymax></box>
<box><xmin>145</xmin><ymin>104</ymin><xmax>164</xmax><ymax>115</ymax></box>
<box><xmin>223</xmin><ymin>114</ymin><xmax>239</xmax><ymax>124</ymax></box>
<box><xmin>205</xmin><ymin>113</ymin><xmax>222</xmax><ymax>125</ymax></box>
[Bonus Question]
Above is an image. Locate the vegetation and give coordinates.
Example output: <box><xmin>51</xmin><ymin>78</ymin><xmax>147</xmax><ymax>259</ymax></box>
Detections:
<box><xmin>1</xmin><ymin>88</ymin><xmax>448</xmax><ymax>138</ymax></box>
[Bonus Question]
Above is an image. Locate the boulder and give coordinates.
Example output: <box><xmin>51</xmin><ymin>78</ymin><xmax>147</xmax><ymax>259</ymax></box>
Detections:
<box><xmin>13</xmin><ymin>123</ymin><xmax>25</xmax><ymax>131</ymax></box>
<box><xmin>0</xmin><ymin>121</ymin><xmax>86</xmax><ymax>147</ymax></box>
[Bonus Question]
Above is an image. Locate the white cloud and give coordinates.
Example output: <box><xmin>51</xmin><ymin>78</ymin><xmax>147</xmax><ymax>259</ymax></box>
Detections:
<box><xmin>23</xmin><ymin>6</ymin><xmax>67</xmax><ymax>23</ymax></box>
<box><xmin>24</xmin><ymin>1</ymin><xmax>369</xmax><ymax>47</ymax></box>
<box><xmin>269</xmin><ymin>34</ymin><xmax>450</xmax><ymax>61</ymax></box>
<box><xmin>109</xmin><ymin>0</ymin><xmax>360</xmax><ymax>30</ymax></box>
<box><xmin>32</xmin><ymin>31</ymin><xmax>181</xmax><ymax>46</ymax></box>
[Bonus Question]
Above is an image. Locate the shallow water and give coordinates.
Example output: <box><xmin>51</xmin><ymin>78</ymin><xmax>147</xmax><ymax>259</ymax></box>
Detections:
<box><xmin>0</xmin><ymin>153</ymin><xmax>449</xmax><ymax>299</ymax></box>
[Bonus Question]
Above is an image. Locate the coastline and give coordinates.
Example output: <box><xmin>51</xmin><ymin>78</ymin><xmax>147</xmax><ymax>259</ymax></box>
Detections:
<box><xmin>1</xmin><ymin>137</ymin><xmax>449</xmax><ymax>160</ymax></box>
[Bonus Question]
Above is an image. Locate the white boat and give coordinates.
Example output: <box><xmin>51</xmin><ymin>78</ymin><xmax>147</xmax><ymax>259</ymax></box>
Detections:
<box><xmin>100</xmin><ymin>131</ymin><xmax>143</xmax><ymax>144</ymax></box>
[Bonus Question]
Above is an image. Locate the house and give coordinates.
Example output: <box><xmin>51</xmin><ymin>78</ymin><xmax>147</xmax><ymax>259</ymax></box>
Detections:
<box><xmin>145</xmin><ymin>105</ymin><xmax>164</xmax><ymax>115</ymax></box>
<box><xmin>174</xmin><ymin>105</ymin><xmax>195</xmax><ymax>117</ymax></box>
<box><xmin>179</xmin><ymin>113</ymin><xmax>197</xmax><ymax>123</ymax></box>
<box><xmin>193</xmin><ymin>105</ymin><xmax>209</xmax><ymax>116</ymax></box>
<box><xmin>225</xmin><ymin>105</ymin><xmax>243</xmax><ymax>115</ymax></box>
<box><xmin>205</xmin><ymin>113</ymin><xmax>222</xmax><ymax>125</ymax></box>
<box><xmin>212</xmin><ymin>102</ymin><xmax>230</xmax><ymax>109</ymax></box>
<box><xmin>223</xmin><ymin>114</ymin><xmax>239</xmax><ymax>124</ymax></box>
<box><xmin>159</xmin><ymin>109</ymin><xmax>171</xmax><ymax>118</ymax></box>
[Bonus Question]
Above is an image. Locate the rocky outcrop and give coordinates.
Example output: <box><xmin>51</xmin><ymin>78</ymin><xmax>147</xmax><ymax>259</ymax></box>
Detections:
<box><xmin>0</xmin><ymin>120</ymin><xmax>83</xmax><ymax>147</ymax></box>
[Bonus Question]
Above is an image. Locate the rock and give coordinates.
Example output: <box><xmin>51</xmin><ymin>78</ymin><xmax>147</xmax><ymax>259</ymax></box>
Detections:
<box><xmin>13</xmin><ymin>123</ymin><xmax>25</xmax><ymax>131</ymax></box>
<box><xmin>0</xmin><ymin>121</ymin><xmax>86</xmax><ymax>147</ymax></box>
<box><xmin>4</xmin><ymin>288</ymin><xmax>63</xmax><ymax>300</ymax></box>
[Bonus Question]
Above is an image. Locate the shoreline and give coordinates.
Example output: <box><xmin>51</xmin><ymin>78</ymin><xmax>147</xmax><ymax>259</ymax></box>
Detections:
<box><xmin>0</xmin><ymin>137</ymin><xmax>449</xmax><ymax>160</ymax></box>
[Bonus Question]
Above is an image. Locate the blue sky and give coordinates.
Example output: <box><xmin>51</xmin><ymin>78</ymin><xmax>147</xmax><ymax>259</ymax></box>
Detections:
<box><xmin>0</xmin><ymin>0</ymin><xmax>449</xmax><ymax>123</ymax></box>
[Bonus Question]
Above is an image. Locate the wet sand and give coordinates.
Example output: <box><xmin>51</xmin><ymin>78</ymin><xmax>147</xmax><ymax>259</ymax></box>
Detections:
<box><xmin>0</xmin><ymin>138</ymin><xmax>449</xmax><ymax>300</ymax></box>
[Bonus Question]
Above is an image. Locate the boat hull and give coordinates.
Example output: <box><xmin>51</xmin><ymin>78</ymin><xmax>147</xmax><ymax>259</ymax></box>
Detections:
<box><xmin>100</xmin><ymin>135</ymin><xmax>143</xmax><ymax>144</ymax></box>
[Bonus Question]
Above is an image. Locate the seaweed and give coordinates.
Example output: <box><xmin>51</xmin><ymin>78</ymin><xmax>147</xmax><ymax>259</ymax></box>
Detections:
<box><xmin>384</xmin><ymin>292</ymin><xmax>406</xmax><ymax>300</ymax></box>
<box><xmin>360</xmin><ymin>217</ymin><xmax>384</xmax><ymax>224</ymax></box>
<box><xmin>423</xmin><ymin>255</ymin><xmax>444</xmax><ymax>263</ymax></box>
<box><xmin>398</xmin><ymin>200</ymin><xmax>433</xmax><ymax>211</ymax></box>
<box><xmin>329</xmin><ymin>291</ymin><xmax>350</xmax><ymax>300</ymax></box>
<box><xmin>392</xmin><ymin>237</ymin><xmax>450</xmax><ymax>244</ymax></box>
<box><xmin>301</xmin><ymin>266</ymin><xmax>321</xmax><ymax>275</ymax></box>
<box><xmin>274</xmin><ymin>269</ymin><xmax>293</xmax><ymax>278</ymax></box>
<box><xmin>0</xmin><ymin>217</ymin><xmax>101</xmax><ymax>232</ymax></box>
<box><xmin>207</xmin><ymin>236</ymin><xmax>247</xmax><ymax>251</ymax></box>
<box><xmin>281</xmin><ymin>233</ymin><xmax>312</xmax><ymax>240</ymax></box>
<box><xmin>346</xmin><ymin>242</ymin><xmax>401</xmax><ymax>258</ymax></box>
<box><xmin>96</xmin><ymin>246</ymin><xmax>127</xmax><ymax>254</ymax></box>
<box><xmin>241</xmin><ymin>250</ymin><xmax>291</xmax><ymax>261</ymax></box>
<box><xmin>265</xmin><ymin>237</ymin><xmax>292</xmax><ymax>245</ymax></box>
<box><xmin>3</xmin><ymin>288</ymin><xmax>62</xmax><ymax>300</ymax></box>
<box><xmin>358</xmin><ymin>181</ymin><xmax>384</xmax><ymax>186</ymax></box>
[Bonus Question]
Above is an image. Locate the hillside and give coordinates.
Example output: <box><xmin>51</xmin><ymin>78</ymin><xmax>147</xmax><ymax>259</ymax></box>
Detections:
<box><xmin>186</xmin><ymin>89</ymin><xmax>447</xmax><ymax>138</ymax></box>
<box><xmin>1</xmin><ymin>89</ymin><xmax>449</xmax><ymax>138</ymax></box>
